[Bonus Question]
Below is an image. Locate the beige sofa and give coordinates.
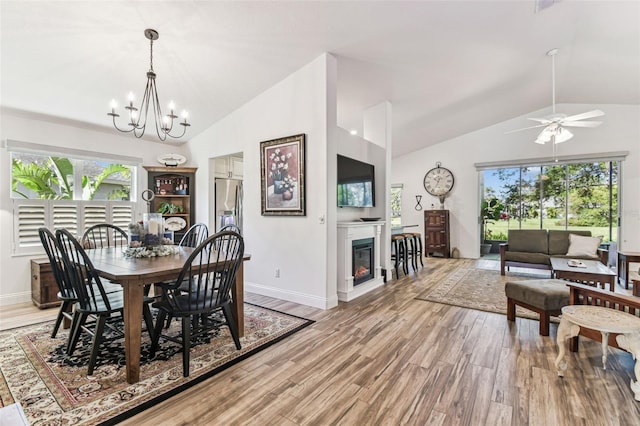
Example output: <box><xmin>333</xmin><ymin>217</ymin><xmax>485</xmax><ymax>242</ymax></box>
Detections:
<box><xmin>500</xmin><ymin>229</ymin><xmax>604</xmax><ymax>275</ymax></box>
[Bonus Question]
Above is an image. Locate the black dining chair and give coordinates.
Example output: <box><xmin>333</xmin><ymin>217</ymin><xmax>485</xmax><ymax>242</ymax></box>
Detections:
<box><xmin>38</xmin><ymin>227</ymin><xmax>77</xmax><ymax>340</ymax></box>
<box><xmin>82</xmin><ymin>223</ymin><xmax>128</xmax><ymax>249</ymax></box>
<box><xmin>220</xmin><ymin>224</ymin><xmax>242</xmax><ymax>235</ymax></box>
<box><xmin>150</xmin><ymin>230</ymin><xmax>244</xmax><ymax>377</ymax></box>
<box><xmin>159</xmin><ymin>222</ymin><xmax>210</xmax><ymax>326</ymax></box>
<box><xmin>56</xmin><ymin>228</ymin><xmax>155</xmax><ymax>375</ymax></box>
<box><xmin>178</xmin><ymin>223</ymin><xmax>209</xmax><ymax>248</ymax></box>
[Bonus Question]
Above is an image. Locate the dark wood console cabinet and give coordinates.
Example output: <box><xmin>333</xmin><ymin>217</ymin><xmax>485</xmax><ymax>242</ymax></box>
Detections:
<box><xmin>424</xmin><ymin>209</ymin><xmax>450</xmax><ymax>258</ymax></box>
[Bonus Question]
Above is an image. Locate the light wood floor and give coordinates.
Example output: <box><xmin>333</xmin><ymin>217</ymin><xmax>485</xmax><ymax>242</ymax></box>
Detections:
<box><xmin>2</xmin><ymin>258</ymin><xmax>640</xmax><ymax>425</ymax></box>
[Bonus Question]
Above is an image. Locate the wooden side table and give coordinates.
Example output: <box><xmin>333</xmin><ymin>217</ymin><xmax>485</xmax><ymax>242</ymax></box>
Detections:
<box><xmin>555</xmin><ymin>305</ymin><xmax>640</xmax><ymax>401</ymax></box>
<box><xmin>30</xmin><ymin>258</ymin><xmax>61</xmax><ymax>309</ymax></box>
<box><xmin>633</xmin><ymin>278</ymin><xmax>640</xmax><ymax>298</ymax></box>
<box><xmin>618</xmin><ymin>251</ymin><xmax>640</xmax><ymax>289</ymax></box>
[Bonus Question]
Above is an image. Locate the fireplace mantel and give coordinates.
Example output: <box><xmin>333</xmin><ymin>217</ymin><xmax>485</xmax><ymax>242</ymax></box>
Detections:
<box><xmin>337</xmin><ymin>221</ymin><xmax>385</xmax><ymax>301</ymax></box>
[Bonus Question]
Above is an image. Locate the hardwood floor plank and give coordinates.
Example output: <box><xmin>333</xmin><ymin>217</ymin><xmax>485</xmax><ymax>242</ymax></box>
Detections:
<box><xmin>485</xmin><ymin>401</ymin><xmax>513</xmax><ymax>426</ymax></box>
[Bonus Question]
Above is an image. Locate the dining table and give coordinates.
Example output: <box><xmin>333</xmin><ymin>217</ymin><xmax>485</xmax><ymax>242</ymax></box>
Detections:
<box><xmin>84</xmin><ymin>246</ymin><xmax>251</xmax><ymax>384</ymax></box>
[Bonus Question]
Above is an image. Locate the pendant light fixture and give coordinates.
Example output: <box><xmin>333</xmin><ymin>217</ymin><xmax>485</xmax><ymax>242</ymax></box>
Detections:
<box><xmin>108</xmin><ymin>29</ymin><xmax>190</xmax><ymax>141</ymax></box>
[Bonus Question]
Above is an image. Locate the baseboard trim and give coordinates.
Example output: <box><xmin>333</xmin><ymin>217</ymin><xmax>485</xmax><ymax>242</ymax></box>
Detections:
<box><xmin>245</xmin><ymin>282</ymin><xmax>336</xmax><ymax>310</ymax></box>
<box><xmin>0</xmin><ymin>291</ymin><xmax>32</xmax><ymax>307</ymax></box>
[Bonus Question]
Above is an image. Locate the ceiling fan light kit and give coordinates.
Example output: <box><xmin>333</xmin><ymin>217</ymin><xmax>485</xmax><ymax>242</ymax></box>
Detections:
<box><xmin>508</xmin><ymin>48</ymin><xmax>604</xmax><ymax>146</ymax></box>
<box><xmin>108</xmin><ymin>29</ymin><xmax>191</xmax><ymax>141</ymax></box>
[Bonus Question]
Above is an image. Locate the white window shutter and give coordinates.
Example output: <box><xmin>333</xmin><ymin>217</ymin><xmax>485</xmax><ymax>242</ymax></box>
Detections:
<box><xmin>83</xmin><ymin>203</ymin><xmax>107</xmax><ymax>232</ymax></box>
<box><xmin>12</xmin><ymin>199</ymin><xmax>137</xmax><ymax>254</ymax></box>
<box><xmin>52</xmin><ymin>202</ymin><xmax>79</xmax><ymax>235</ymax></box>
<box><xmin>13</xmin><ymin>200</ymin><xmax>48</xmax><ymax>252</ymax></box>
<box><xmin>111</xmin><ymin>203</ymin><xmax>133</xmax><ymax>230</ymax></box>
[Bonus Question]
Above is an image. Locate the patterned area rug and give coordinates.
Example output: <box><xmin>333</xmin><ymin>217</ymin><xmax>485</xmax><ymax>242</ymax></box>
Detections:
<box><xmin>416</xmin><ymin>266</ymin><xmax>553</xmax><ymax>320</ymax></box>
<box><xmin>0</xmin><ymin>304</ymin><xmax>313</xmax><ymax>425</ymax></box>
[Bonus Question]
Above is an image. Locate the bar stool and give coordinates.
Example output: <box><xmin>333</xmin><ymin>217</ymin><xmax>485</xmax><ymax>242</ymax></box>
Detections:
<box><xmin>402</xmin><ymin>233</ymin><xmax>417</xmax><ymax>271</ymax></box>
<box><xmin>404</xmin><ymin>232</ymin><xmax>424</xmax><ymax>270</ymax></box>
<box><xmin>391</xmin><ymin>234</ymin><xmax>408</xmax><ymax>278</ymax></box>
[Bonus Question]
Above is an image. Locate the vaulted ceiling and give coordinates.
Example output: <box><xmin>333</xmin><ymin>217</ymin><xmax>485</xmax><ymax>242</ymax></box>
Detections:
<box><xmin>1</xmin><ymin>1</ymin><xmax>638</xmax><ymax>157</ymax></box>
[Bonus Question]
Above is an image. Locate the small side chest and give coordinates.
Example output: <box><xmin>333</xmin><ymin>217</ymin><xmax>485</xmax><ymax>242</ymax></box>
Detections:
<box><xmin>31</xmin><ymin>258</ymin><xmax>61</xmax><ymax>309</ymax></box>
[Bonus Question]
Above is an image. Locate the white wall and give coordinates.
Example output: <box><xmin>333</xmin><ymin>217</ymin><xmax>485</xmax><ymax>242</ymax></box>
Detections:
<box><xmin>335</xmin><ymin>128</ymin><xmax>387</xmax><ymax>223</ymax></box>
<box><xmin>0</xmin><ymin>112</ymin><xmax>187</xmax><ymax>305</ymax></box>
<box><xmin>185</xmin><ymin>54</ymin><xmax>337</xmax><ymax>309</ymax></box>
<box><xmin>392</xmin><ymin>104</ymin><xmax>640</xmax><ymax>258</ymax></box>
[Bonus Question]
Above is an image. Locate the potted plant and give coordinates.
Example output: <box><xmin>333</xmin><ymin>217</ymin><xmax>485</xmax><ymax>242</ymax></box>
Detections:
<box><xmin>157</xmin><ymin>202</ymin><xmax>185</xmax><ymax>214</ymax></box>
<box><xmin>480</xmin><ymin>197</ymin><xmax>505</xmax><ymax>255</ymax></box>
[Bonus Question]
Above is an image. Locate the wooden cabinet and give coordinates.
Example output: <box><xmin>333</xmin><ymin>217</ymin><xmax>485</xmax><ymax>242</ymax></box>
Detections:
<box><xmin>213</xmin><ymin>156</ymin><xmax>243</xmax><ymax>179</ymax></box>
<box><xmin>31</xmin><ymin>258</ymin><xmax>60</xmax><ymax>309</ymax></box>
<box><xmin>424</xmin><ymin>209</ymin><xmax>450</xmax><ymax>258</ymax></box>
<box><xmin>144</xmin><ymin>166</ymin><xmax>197</xmax><ymax>243</ymax></box>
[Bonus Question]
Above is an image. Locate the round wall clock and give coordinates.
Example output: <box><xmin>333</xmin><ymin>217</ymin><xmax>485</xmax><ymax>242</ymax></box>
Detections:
<box><xmin>423</xmin><ymin>163</ymin><xmax>455</xmax><ymax>196</ymax></box>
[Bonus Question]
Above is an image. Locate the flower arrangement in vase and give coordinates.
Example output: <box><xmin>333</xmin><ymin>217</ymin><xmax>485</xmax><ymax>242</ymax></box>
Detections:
<box><xmin>281</xmin><ymin>175</ymin><xmax>297</xmax><ymax>200</ymax></box>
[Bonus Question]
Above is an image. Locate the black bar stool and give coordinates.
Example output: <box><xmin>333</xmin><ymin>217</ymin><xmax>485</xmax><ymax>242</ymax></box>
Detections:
<box><xmin>391</xmin><ymin>234</ymin><xmax>408</xmax><ymax>278</ymax></box>
<box><xmin>404</xmin><ymin>232</ymin><xmax>424</xmax><ymax>270</ymax></box>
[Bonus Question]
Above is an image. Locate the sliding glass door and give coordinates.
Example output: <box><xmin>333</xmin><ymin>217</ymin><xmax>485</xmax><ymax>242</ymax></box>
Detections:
<box><xmin>481</xmin><ymin>161</ymin><xmax>618</xmax><ymax>245</ymax></box>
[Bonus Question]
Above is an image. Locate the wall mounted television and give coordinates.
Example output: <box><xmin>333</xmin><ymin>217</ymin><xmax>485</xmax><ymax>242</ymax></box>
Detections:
<box><xmin>337</xmin><ymin>154</ymin><xmax>375</xmax><ymax>207</ymax></box>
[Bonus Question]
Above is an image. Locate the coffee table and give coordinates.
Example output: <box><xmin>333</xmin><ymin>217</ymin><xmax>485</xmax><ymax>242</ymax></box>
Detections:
<box><xmin>550</xmin><ymin>257</ymin><xmax>616</xmax><ymax>292</ymax></box>
<box><xmin>555</xmin><ymin>305</ymin><xmax>640</xmax><ymax>401</ymax></box>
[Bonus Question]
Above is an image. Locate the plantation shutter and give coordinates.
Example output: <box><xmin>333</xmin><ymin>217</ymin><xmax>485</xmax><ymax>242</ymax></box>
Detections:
<box><xmin>13</xmin><ymin>199</ymin><xmax>137</xmax><ymax>255</ymax></box>
<box><xmin>14</xmin><ymin>201</ymin><xmax>47</xmax><ymax>251</ymax></box>
<box><xmin>111</xmin><ymin>203</ymin><xmax>133</xmax><ymax>230</ymax></box>
<box><xmin>83</xmin><ymin>204</ymin><xmax>107</xmax><ymax>233</ymax></box>
<box><xmin>52</xmin><ymin>202</ymin><xmax>78</xmax><ymax>235</ymax></box>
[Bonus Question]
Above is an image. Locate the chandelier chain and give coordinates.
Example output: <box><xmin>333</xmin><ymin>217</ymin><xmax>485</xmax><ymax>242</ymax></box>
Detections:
<box><xmin>149</xmin><ymin>38</ymin><xmax>154</xmax><ymax>72</ymax></box>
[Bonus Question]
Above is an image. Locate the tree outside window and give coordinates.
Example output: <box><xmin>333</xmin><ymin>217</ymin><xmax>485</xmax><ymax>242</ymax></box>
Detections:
<box><xmin>11</xmin><ymin>153</ymin><xmax>133</xmax><ymax>201</ymax></box>
<box><xmin>391</xmin><ymin>186</ymin><xmax>402</xmax><ymax>226</ymax></box>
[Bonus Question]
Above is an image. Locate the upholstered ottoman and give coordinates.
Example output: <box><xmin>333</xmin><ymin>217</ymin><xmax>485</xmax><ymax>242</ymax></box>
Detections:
<box><xmin>505</xmin><ymin>279</ymin><xmax>570</xmax><ymax>336</ymax></box>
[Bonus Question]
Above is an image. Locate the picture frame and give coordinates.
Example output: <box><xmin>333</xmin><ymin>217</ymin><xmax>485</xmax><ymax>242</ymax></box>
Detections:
<box><xmin>260</xmin><ymin>133</ymin><xmax>306</xmax><ymax>216</ymax></box>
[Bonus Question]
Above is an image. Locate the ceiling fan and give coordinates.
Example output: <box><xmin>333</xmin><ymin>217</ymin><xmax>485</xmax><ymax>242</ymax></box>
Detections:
<box><xmin>507</xmin><ymin>48</ymin><xmax>604</xmax><ymax>144</ymax></box>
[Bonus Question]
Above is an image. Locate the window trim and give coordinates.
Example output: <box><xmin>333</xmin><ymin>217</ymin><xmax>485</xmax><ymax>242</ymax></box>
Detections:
<box><xmin>474</xmin><ymin>151</ymin><xmax>628</xmax><ymax>171</ymax></box>
<box><xmin>6</xmin><ymin>139</ymin><xmax>142</xmax><ymax>165</ymax></box>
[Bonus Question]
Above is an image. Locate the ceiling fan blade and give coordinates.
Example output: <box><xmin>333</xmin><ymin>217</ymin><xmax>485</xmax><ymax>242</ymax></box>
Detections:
<box><xmin>504</xmin><ymin>123</ymin><xmax>549</xmax><ymax>134</ymax></box>
<box><xmin>561</xmin><ymin>120</ymin><xmax>603</xmax><ymax>128</ymax></box>
<box><xmin>527</xmin><ymin>117</ymin><xmax>552</xmax><ymax>124</ymax></box>
<box><xmin>562</xmin><ymin>110</ymin><xmax>605</xmax><ymax>122</ymax></box>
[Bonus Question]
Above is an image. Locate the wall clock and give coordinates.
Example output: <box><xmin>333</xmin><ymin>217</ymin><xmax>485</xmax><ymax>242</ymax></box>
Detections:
<box><xmin>423</xmin><ymin>162</ymin><xmax>455</xmax><ymax>197</ymax></box>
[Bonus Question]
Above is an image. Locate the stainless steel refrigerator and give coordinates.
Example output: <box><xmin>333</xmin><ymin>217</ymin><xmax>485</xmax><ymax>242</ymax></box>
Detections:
<box><xmin>214</xmin><ymin>178</ymin><xmax>243</xmax><ymax>232</ymax></box>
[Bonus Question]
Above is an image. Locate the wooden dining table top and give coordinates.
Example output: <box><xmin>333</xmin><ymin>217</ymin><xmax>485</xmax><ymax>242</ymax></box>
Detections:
<box><xmin>85</xmin><ymin>246</ymin><xmax>251</xmax><ymax>283</ymax></box>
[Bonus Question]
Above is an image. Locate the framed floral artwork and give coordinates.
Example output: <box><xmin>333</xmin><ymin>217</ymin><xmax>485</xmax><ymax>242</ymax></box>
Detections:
<box><xmin>260</xmin><ymin>133</ymin><xmax>306</xmax><ymax>216</ymax></box>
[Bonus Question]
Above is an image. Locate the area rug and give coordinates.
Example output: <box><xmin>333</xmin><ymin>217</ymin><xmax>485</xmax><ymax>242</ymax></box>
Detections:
<box><xmin>0</xmin><ymin>303</ymin><xmax>313</xmax><ymax>425</ymax></box>
<box><xmin>416</xmin><ymin>266</ymin><xmax>552</xmax><ymax>320</ymax></box>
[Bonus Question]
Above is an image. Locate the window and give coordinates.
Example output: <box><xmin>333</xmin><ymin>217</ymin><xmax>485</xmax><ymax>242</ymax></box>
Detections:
<box><xmin>481</xmin><ymin>161</ymin><xmax>619</xmax><ymax>243</ymax></box>
<box><xmin>9</xmin><ymin>143</ymin><xmax>140</xmax><ymax>254</ymax></box>
<box><xmin>390</xmin><ymin>185</ymin><xmax>403</xmax><ymax>227</ymax></box>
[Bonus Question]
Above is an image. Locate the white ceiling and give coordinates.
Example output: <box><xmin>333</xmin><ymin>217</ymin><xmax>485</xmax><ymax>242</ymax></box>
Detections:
<box><xmin>1</xmin><ymin>1</ymin><xmax>638</xmax><ymax>158</ymax></box>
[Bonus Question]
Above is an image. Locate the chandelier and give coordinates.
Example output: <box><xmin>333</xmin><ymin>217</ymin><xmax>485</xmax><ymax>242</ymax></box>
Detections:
<box><xmin>108</xmin><ymin>29</ymin><xmax>190</xmax><ymax>141</ymax></box>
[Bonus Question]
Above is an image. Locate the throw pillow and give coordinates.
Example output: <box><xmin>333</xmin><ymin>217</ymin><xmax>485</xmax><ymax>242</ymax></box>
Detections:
<box><xmin>566</xmin><ymin>233</ymin><xmax>601</xmax><ymax>258</ymax></box>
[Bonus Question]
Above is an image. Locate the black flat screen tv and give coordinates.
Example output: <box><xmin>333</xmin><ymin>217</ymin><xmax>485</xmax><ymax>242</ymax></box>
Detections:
<box><xmin>337</xmin><ymin>154</ymin><xmax>375</xmax><ymax>207</ymax></box>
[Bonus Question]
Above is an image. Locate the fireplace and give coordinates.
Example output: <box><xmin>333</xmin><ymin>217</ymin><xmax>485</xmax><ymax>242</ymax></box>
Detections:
<box><xmin>337</xmin><ymin>221</ymin><xmax>383</xmax><ymax>302</ymax></box>
<box><xmin>352</xmin><ymin>238</ymin><xmax>374</xmax><ymax>285</ymax></box>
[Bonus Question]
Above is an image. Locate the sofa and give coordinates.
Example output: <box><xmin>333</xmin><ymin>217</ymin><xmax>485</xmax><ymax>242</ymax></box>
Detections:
<box><xmin>499</xmin><ymin>229</ymin><xmax>605</xmax><ymax>275</ymax></box>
